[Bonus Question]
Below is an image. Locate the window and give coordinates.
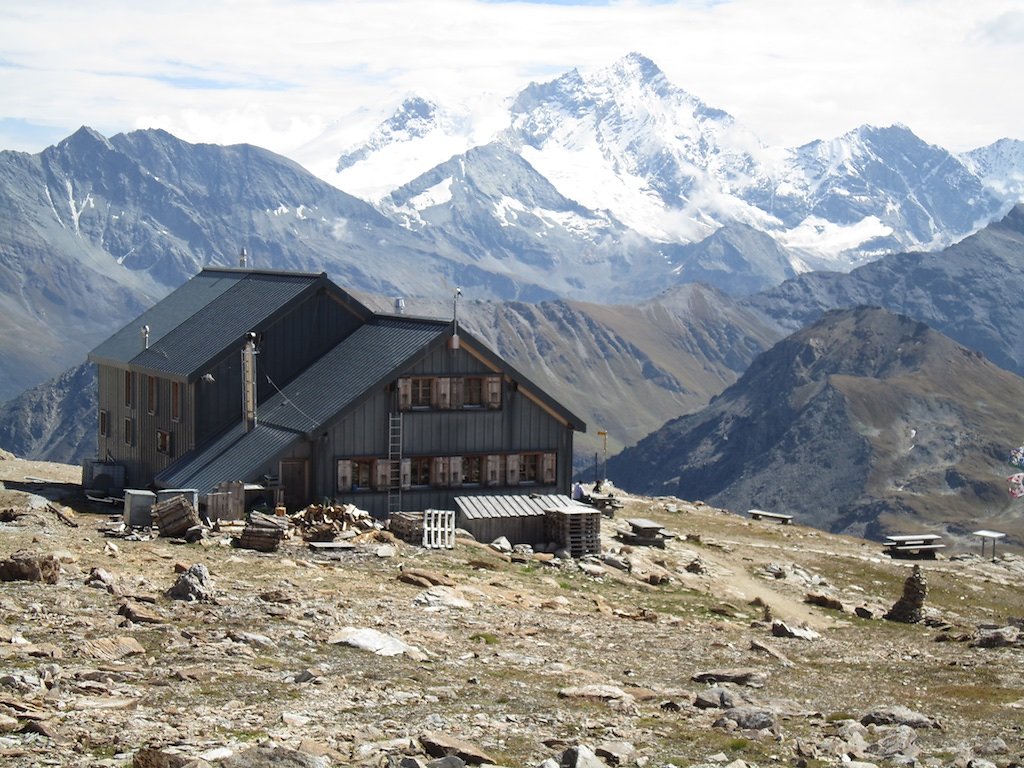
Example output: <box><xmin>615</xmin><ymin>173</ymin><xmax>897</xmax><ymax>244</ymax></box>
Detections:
<box><xmin>123</xmin><ymin>418</ymin><xmax>133</xmax><ymax>446</ymax></box>
<box><xmin>352</xmin><ymin>459</ymin><xmax>373</xmax><ymax>490</ymax></box>
<box><xmin>462</xmin><ymin>455</ymin><xmax>483</xmax><ymax>485</ymax></box>
<box><xmin>171</xmin><ymin>381</ymin><xmax>181</xmax><ymax>422</ymax></box>
<box><xmin>124</xmin><ymin>370</ymin><xmax>133</xmax><ymax>408</ymax></box>
<box><xmin>464</xmin><ymin>377</ymin><xmax>484</xmax><ymax>407</ymax></box>
<box><xmin>156</xmin><ymin>429</ymin><xmax>171</xmax><ymax>455</ymax></box>
<box><xmin>99</xmin><ymin>409</ymin><xmax>109</xmax><ymax>437</ymax></box>
<box><xmin>520</xmin><ymin>453</ymin><xmax>541</xmax><ymax>483</ymax></box>
<box><xmin>410</xmin><ymin>457</ymin><xmax>431</xmax><ymax>487</ymax></box>
<box><xmin>411</xmin><ymin>378</ymin><xmax>433</xmax><ymax>408</ymax></box>
<box><xmin>147</xmin><ymin>375</ymin><xmax>157</xmax><ymax>415</ymax></box>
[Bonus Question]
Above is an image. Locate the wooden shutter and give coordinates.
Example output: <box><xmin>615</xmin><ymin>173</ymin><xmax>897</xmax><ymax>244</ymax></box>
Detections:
<box><xmin>431</xmin><ymin>456</ymin><xmax>448</xmax><ymax>487</ymax></box>
<box><xmin>336</xmin><ymin>460</ymin><xmax>352</xmax><ymax>493</ymax></box>
<box><xmin>542</xmin><ymin>453</ymin><xmax>556</xmax><ymax>484</ymax></box>
<box><xmin>400</xmin><ymin>458</ymin><xmax>411</xmax><ymax>491</ymax></box>
<box><xmin>486</xmin><ymin>376</ymin><xmax>502</xmax><ymax>408</ymax></box>
<box><xmin>486</xmin><ymin>455</ymin><xmax>501</xmax><ymax>486</ymax></box>
<box><xmin>435</xmin><ymin>377</ymin><xmax>451</xmax><ymax>409</ymax></box>
<box><xmin>506</xmin><ymin>454</ymin><xmax>520</xmax><ymax>486</ymax></box>
<box><xmin>449</xmin><ymin>456</ymin><xmax>463</xmax><ymax>487</ymax></box>
<box><xmin>397</xmin><ymin>378</ymin><xmax>411</xmax><ymax>410</ymax></box>
<box><xmin>374</xmin><ymin>459</ymin><xmax>390</xmax><ymax>490</ymax></box>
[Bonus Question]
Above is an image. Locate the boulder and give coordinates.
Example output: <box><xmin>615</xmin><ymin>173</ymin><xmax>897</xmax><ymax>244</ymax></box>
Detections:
<box><xmin>419</xmin><ymin>730</ymin><xmax>496</xmax><ymax>765</ymax></box>
<box><xmin>0</xmin><ymin>551</ymin><xmax>61</xmax><ymax>583</ymax></box>
<box><xmin>860</xmin><ymin>705</ymin><xmax>939</xmax><ymax>729</ymax></box>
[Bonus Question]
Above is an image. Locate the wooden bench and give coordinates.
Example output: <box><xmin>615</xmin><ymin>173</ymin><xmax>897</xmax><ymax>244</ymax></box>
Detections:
<box><xmin>749</xmin><ymin>509</ymin><xmax>793</xmax><ymax>524</ymax></box>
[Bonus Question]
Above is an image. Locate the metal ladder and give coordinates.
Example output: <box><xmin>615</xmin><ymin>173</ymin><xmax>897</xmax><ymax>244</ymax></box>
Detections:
<box><xmin>387</xmin><ymin>412</ymin><xmax>402</xmax><ymax>516</ymax></box>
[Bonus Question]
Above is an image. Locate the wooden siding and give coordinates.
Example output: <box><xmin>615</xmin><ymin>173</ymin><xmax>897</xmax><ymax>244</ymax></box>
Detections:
<box><xmin>95</xmin><ymin>364</ymin><xmax>195</xmax><ymax>487</ymax></box>
<box><xmin>311</xmin><ymin>344</ymin><xmax>575</xmax><ymax>516</ymax></box>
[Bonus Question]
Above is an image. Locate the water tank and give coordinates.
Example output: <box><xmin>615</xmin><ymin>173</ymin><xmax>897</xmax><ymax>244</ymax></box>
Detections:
<box><xmin>123</xmin><ymin>489</ymin><xmax>156</xmax><ymax>527</ymax></box>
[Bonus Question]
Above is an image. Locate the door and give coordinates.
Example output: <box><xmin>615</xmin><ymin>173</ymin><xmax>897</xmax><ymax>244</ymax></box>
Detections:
<box><xmin>279</xmin><ymin>458</ymin><xmax>309</xmax><ymax>510</ymax></box>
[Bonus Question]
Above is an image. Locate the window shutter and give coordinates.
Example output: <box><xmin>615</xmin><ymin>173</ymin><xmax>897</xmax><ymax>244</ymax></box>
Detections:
<box><xmin>337</xmin><ymin>460</ymin><xmax>352</xmax><ymax>493</ymax></box>
<box><xmin>506</xmin><ymin>454</ymin><xmax>520</xmax><ymax>486</ymax></box>
<box><xmin>397</xmin><ymin>378</ymin><xmax>411</xmax><ymax>410</ymax></box>
<box><xmin>486</xmin><ymin>455</ymin><xmax>501</xmax><ymax>486</ymax></box>
<box><xmin>400</xmin><ymin>458</ymin><xmax>412</xmax><ymax>491</ymax></box>
<box><xmin>431</xmin><ymin>456</ymin><xmax>448</xmax><ymax>487</ymax></box>
<box><xmin>450</xmin><ymin>377</ymin><xmax>464</xmax><ymax>408</ymax></box>
<box><xmin>486</xmin><ymin>376</ymin><xmax>502</xmax><ymax>409</ymax></box>
<box><xmin>436</xmin><ymin>377</ymin><xmax>451</xmax><ymax>409</ymax></box>
<box><xmin>542</xmin><ymin>452</ymin><xmax>556</xmax><ymax>484</ymax></box>
<box><xmin>449</xmin><ymin>456</ymin><xmax>463</xmax><ymax>487</ymax></box>
<box><xmin>374</xmin><ymin>459</ymin><xmax>390</xmax><ymax>490</ymax></box>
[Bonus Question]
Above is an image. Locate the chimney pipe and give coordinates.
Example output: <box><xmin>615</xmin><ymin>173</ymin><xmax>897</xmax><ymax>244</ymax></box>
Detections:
<box><xmin>239</xmin><ymin>247</ymin><xmax>248</xmax><ymax>268</ymax></box>
<box><xmin>141</xmin><ymin>325</ymin><xmax>150</xmax><ymax>350</ymax></box>
<box><xmin>242</xmin><ymin>332</ymin><xmax>257</xmax><ymax>433</ymax></box>
<box><xmin>394</xmin><ymin>297</ymin><xmax>405</xmax><ymax>315</ymax></box>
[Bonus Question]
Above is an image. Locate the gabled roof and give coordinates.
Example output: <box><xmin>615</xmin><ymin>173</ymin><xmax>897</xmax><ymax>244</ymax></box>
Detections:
<box><xmin>155</xmin><ymin>316</ymin><xmax>449</xmax><ymax>492</ymax></box>
<box><xmin>88</xmin><ymin>268</ymin><xmax>370</xmax><ymax>380</ymax></box>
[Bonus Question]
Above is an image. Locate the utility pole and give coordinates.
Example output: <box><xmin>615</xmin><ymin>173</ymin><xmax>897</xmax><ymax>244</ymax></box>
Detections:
<box><xmin>597</xmin><ymin>430</ymin><xmax>608</xmax><ymax>485</ymax></box>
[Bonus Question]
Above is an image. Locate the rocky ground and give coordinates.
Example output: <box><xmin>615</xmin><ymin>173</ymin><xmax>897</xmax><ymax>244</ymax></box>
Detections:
<box><xmin>0</xmin><ymin>452</ymin><xmax>1022</xmax><ymax>768</ymax></box>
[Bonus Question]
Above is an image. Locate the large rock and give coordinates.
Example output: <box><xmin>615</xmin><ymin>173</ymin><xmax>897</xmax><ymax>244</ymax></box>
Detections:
<box><xmin>419</xmin><ymin>731</ymin><xmax>496</xmax><ymax>765</ymax></box>
<box><xmin>713</xmin><ymin>706</ymin><xmax>778</xmax><ymax>731</ymax></box>
<box><xmin>165</xmin><ymin>564</ymin><xmax>215</xmax><ymax>602</ymax></box>
<box><xmin>694</xmin><ymin>686</ymin><xmax>752</xmax><ymax>709</ymax></box>
<box><xmin>861</xmin><ymin>705</ymin><xmax>939</xmax><ymax>729</ymax></box>
<box><xmin>0</xmin><ymin>551</ymin><xmax>61</xmax><ymax>583</ymax></box>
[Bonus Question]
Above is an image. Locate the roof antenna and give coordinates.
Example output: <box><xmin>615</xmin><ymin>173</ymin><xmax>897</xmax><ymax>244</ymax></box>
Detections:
<box><xmin>239</xmin><ymin>247</ymin><xmax>248</xmax><ymax>268</ymax></box>
<box><xmin>449</xmin><ymin>287</ymin><xmax>462</xmax><ymax>350</ymax></box>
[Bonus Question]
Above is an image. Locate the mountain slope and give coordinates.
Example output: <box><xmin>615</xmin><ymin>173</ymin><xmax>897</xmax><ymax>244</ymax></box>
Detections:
<box><xmin>744</xmin><ymin>203</ymin><xmax>1024</xmax><ymax>376</ymax></box>
<box><xmin>607</xmin><ymin>306</ymin><xmax>1024</xmax><ymax>543</ymax></box>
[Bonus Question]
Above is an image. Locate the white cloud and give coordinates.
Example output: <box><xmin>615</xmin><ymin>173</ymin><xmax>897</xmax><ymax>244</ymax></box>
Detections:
<box><xmin>1</xmin><ymin>0</ymin><xmax>1021</xmax><ymax>154</ymax></box>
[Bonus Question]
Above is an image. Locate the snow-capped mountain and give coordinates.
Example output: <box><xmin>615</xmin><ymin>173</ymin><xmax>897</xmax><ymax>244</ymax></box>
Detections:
<box><xmin>962</xmin><ymin>138</ymin><xmax>1024</xmax><ymax>202</ymax></box>
<box><xmin>298</xmin><ymin>53</ymin><xmax>1015</xmax><ymax>271</ymax></box>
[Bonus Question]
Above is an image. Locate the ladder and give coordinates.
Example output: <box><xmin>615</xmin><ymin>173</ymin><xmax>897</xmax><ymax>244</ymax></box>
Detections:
<box><xmin>387</xmin><ymin>412</ymin><xmax>402</xmax><ymax>516</ymax></box>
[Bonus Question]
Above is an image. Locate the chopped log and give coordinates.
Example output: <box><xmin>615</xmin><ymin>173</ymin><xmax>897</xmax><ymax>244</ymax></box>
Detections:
<box><xmin>153</xmin><ymin>495</ymin><xmax>201</xmax><ymax>538</ymax></box>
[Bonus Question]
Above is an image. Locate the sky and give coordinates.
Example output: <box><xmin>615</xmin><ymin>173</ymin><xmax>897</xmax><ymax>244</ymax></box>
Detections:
<box><xmin>2</xmin><ymin>0</ymin><xmax>1023</xmax><ymax>158</ymax></box>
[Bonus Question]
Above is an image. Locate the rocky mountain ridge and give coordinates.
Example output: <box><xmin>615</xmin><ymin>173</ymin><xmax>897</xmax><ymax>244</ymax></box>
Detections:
<box><xmin>608</xmin><ymin>306</ymin><xmax>1024</xmax><ymax>545</ymax></box>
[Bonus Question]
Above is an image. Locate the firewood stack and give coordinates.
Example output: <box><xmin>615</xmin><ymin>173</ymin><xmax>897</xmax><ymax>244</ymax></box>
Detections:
<box><xmin>289</xmin><ymin>503</ymin><xmax>379</xmax><ymax>542</ymax></box>
<box><xmin>234</xmin><ymin>511</ymin><xmax>290</xmax><ymax>552</ymax></box>
<box><xmin>153</xmin><ymin>495</ymin><xmax>202</xmax><ymax>539</ymax></box>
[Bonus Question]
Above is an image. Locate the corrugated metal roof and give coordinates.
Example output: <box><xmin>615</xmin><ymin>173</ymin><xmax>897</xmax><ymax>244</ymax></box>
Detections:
<box><xmin>89</xmin><ymin>269</ymin><xmax>328</xmax><ymax>378</ymax></box>
<box><xmin>455</xmin><ymin>494</ymin><xmax>584</xmax><ymax>520</ymax></box>
<box><xmin>258</xmin><ymin>317</ymin><xmax>446</xmax><ymax>433</ymax></box>
<box><xmin>154</xmin><ymin>316</ymin><xmax>447</xmax><ymax>494</ymax></box>
<box><xmin>155</xmin><ymin>422</ymin><xmax>298</xmax><ymax>493</ymax></box>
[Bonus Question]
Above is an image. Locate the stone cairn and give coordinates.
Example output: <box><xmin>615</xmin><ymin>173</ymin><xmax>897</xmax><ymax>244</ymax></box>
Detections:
<box><xmin>884</xmin><ymin>564</ymin><xmax>927</xmax><ymax>623</ymax></box>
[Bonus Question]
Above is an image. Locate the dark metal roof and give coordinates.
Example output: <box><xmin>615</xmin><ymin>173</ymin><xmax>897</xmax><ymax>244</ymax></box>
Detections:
<box><xmin>455</xmin><ymin>494</ymin><xmax>585</xmax><ymax>520</ymax></box>
<box><xmin>154</xmin><ymin>316</ymin><xmax>448</xmax><ymax>494</ymax></box>
<box><xmin>258</xmin><ymin>316</ymin><xmax>447</xmax><ymax>433</ymax></box>
<box><xmin>89</xmin><ymin>269</ymin><xmax>335</xmax><ymax>379</ymax></box>
<box><xmin>154</xmin><ymin>421</ymin><xmax>299</xmax><ymax>493</ymax></box>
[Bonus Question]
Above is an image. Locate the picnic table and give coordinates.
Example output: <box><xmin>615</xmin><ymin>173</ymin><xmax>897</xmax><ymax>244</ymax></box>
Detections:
<box><xmin>617</xmin><ymin>517</ymin><xmax>676</xmax><ymax>548</ymax></box>
<box><xmin>748</xmin><ymin>509</ymin><xmax>793</xmax><ymax>525</ymax></box>
<box><xmin>883</xmin><ymin>533</ymin><xmax>945</xmax><ymax>559</ymax></box>
<box><xmin>972</xmin><ymin>529</ymin><xmax>1006</xmax><ymax>559</ymax></box>
<box><xmin>589</xmin><ymin>492</ymin><xmax>624</xmax><ymax>517</ymax></box>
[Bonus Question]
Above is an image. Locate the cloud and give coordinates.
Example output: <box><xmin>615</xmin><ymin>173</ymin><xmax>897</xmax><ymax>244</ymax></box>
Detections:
<box><xmin>0</xmin><ymin>0</ymin><xmax>1021</xmax><ymax>155</ymax></box>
